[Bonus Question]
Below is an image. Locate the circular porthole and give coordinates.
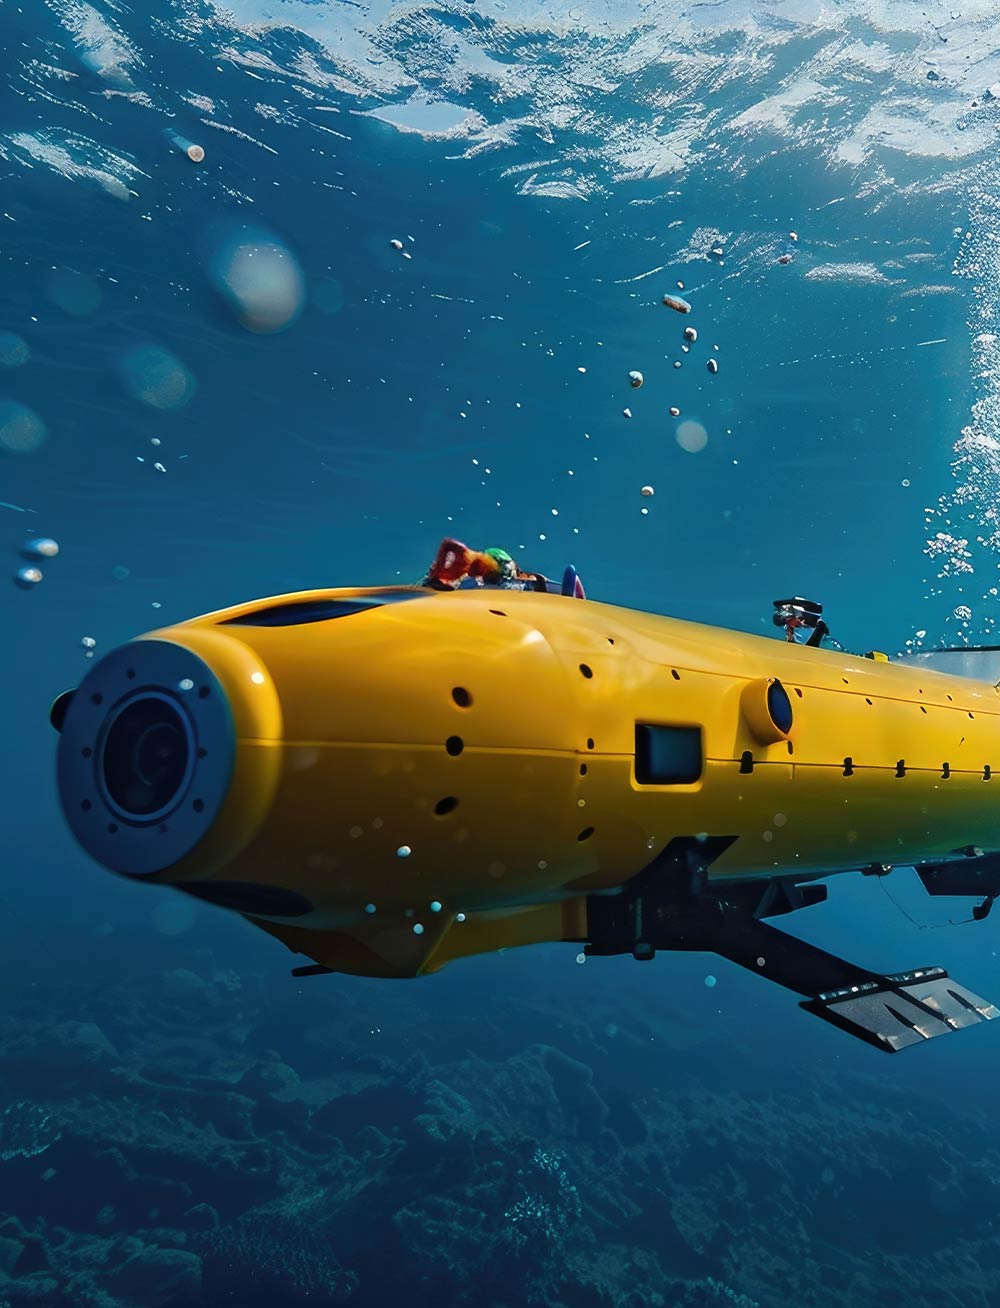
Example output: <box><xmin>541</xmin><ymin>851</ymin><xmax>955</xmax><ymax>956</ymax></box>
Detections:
<box><xmin>741</xmin><ymin>677</ymin><xmax>794</xmax><ymax>744</ymax></box>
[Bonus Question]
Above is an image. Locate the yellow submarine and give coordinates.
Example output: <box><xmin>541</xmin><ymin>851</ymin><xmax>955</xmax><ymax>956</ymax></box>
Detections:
<box><xmin>51</xmin><ymin>575</ymin><xmax>1000</xmax><ymax>1053</ymax></box>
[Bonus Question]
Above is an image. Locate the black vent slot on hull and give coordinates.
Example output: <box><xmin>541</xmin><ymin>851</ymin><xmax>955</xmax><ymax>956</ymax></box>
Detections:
<box><xmin>221</xmin><ymin>591</ymin><xmax>424</xmax><ymax>627</ymax></box>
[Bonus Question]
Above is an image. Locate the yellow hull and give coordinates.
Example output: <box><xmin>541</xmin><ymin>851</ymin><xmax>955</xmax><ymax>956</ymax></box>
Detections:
<box><xmin>52</xmin><ymin>584</ymin><xmax>1000</xmax><ymax>1051</ymax></box>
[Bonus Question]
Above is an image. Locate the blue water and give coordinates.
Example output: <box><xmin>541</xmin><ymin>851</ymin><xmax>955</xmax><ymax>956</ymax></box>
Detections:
<box><xmin>4</xmin><ymin>2</ymin><xmax>1000</xmax><ymax>1305</ymax></box>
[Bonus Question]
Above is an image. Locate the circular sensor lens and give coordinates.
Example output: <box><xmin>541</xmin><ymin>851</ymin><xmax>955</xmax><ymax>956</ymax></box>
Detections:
<box><xmin>741</xmin><ymin>676</ymin><xmax>794</xmax><ymax>744</ymax></box>
<box><xmin>766</xmin><ymin>680</ymin><xmax>794</xmax><ymax>735</ymax></box>
<box><xmin>100</xmin><ymin>694</ymin><xmax>194</xmax><ymax>820</ymax></box>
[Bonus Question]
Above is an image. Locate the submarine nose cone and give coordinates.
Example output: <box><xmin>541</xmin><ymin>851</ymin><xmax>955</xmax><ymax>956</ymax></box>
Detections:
<box><xmin>57</xmin><ymin>640</ymin><xmax>236</xmax><ymax>877</ymax></box>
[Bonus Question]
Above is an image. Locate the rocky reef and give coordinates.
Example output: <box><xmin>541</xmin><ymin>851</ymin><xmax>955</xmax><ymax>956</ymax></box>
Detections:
<box><xmin>0</xmin><ymin>933</ymin><xmax>998</xmax><ymax>1308</ymax></box>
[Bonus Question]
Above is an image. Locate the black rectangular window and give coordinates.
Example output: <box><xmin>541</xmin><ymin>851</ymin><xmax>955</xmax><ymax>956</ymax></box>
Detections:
<box><xmin>635</xmin><ymin>724</ymin><xmax>702</xmax><ymax>785</ymax></box>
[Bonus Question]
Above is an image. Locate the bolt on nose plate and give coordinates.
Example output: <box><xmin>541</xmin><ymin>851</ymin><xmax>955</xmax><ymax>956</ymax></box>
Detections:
<box><xmin>57</xmin><ymin>640</ymin><xmax>235</xmax><ymax>877</ymax></box>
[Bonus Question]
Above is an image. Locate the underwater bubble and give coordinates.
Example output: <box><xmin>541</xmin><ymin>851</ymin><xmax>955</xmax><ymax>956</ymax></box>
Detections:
<box><xmin>576</xmin><ymin>952</ymin><xmax>586</xmax><ymax>965</ymax></box>
<box><xmin>640</xmin><ymin>485</ymin><xmax>654</xmax><ymax>497</ymax></box>
<box><xmin>22</xmin><ymin>537</ymin><xmax>58</xmax><ymax>560</ymax></box>
<box><xmin>397</xmin><ymin>845</ymin><xmax>412</xmax><ymax>858</ymax></box>
<box><xmin>0</xmin><ymin>399</ymin><xmax>47</xmax><ymax>454</ymax></box>
<box><xmin>364</xmin><ymin>903</ymin><xmax>376</xmax><ymax>914</ymax></box>
<box><xmin>430</xmin><ymin>900</ymin><xmax>442</xmax><ymax>912</ymax></box>
<box><xmin>165</xmin><ymin>130</ymin><xmax>205</xmax><ymax>163</ymax></box>
<box><xmin>390</xmin><ymin>238</ymin><xmax>404</xmax><ymax>250</ymax></box>
<box><xmin>0</xmin><ymin>332</ymin><xmax>29</xmax><ymax>368</ymax></box>
<box><xmin>13</xmin><ymin>566</ymin><xmax>42</xmax><ymax>589</ymax></box>
<box><xmin>456</xmin><ymin>912</ymin><xmax>466</xmax><ymax>922</ymax></box>
<box><xmin>628</xmin><ymin>370</ymin><xmax>643</xmax><ymax>389</ymax></box>
<box><xmin>209</xmin><ymin>228</ymin><xmax>306</xmax><ymax>334</ymax></box>
<box><xmin>623</xmin><ymin>408</ymin><xmax>632</xmax><ymax>419</ymax></box>
<box><xmin>313</xmin><ymin>277</ymin><xmax>345</xmax><ymax>315</ymax></box>
<box><xmin>669</xmin><ymin>406</ymin><xmax>681</xmax><ymax>417</ymax></box>
<box><xmin>151</xmin><ymin>896</ymin><xmax>198</xmax><ymax>936</ymax></box>
<box><xmin>81</xmin><ymin>636</ymin><xmax>96</xmax><ymax>652</ymax></box>
<box><xmin>704</xmin><ymin>974</ymin><xmax>717</xmax><ymax>988</ymax></box>
<box><xmin>412</xmin><ymin>922</ymin><xmax>424</xmax><ymax>935</ymax></box>
<box><xmin>676</xmin><ymin>420</ymin><xmax>708</xmax><ymax>454</ymax></box>
<box><xmin>902</xmin><ymin>479</ymin><xmax>911</xmax><ymax>487</ymax></box>
<box><xmin>45</xmin><ymin>267</ymin><xmax>101</xmax><ymax>318</ymax></box>
<box><xmin>119</xmin><ymin>344</ymin><xmax>195</xmax><ymax>410</ymax></box>
<box><xmin>707</xmin><ymin>358</ymin><xmax>719</xmax><ymax>374</ymax></box>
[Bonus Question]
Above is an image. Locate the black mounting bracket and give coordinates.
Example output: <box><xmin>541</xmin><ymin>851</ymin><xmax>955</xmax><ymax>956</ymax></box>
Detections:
<box><xmin>583</xmin><ymin>837</ymin><xmax>999</xmax><ymax>1052</ymax></box>
<box><xmin>917</xmin><ymin>851</ymin><xmax>1000</xmax><ymax>901</ymax></box>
